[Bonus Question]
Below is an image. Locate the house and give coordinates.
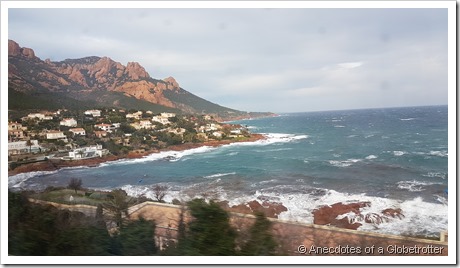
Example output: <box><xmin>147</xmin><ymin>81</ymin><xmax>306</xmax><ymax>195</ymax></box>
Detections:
<box><xmin>212</xmin><ymin>131</ymin><xmax>224</xmax><ymax>138</ymax></box>
<box><xmin>140</xmin><ymin>120</ymin><xmax>153</xmax><ymax>129</ymax></box>
<box><xmin>94</xmin><ymin>123</ymin><xmax>118</xmax><ymax>133</ymax></box>
<box><xmin>69</xmin><ymin>128</ymin><xmax>86</xmax><ymax>136</ymax></box>
<box><xmin>46</xmin><ymin>130</ymin><xmax>67</xmax><ymax>140</ymax></box>
<box><xmin>67</xmin><ymin>144</ymin><xmax>108</xmax><ymax>160</ymax></box>
<box><xmin>199</xmin><ymin>123</ymin><xmax>222</xmax><ymax>133</ymax></box>
<box><xmin>126</xmin><ymin>111</ymin><xmax>143</xmax><ymax>120</ymax></box>
<box><xmin>94</xmin><ymin>130</ymin><xmax>108</xmax><ymax>138</ymax></box>
<box><xmin>160</xmin><ymin>112</ymin><xmax>176</xmax><ymax>118</ymax></box>
<box><xmin>27</xmin><ymin>113</ymin><xmax>43</xmax><ymax>120</ymax></box>
<box><xmin>168</xmin><ymin>128</ymin><xmax>186</xmax><ymax>136</ymax></box>
<box><xmin>84</xmin><ymin>110</ymin><xmax>101</xmax><ymax>117</ymax></box>
<box><xmin>152</xmin><ymin>116</ymin><xmax>170</xmax><ymax>125</ymax></box>
<box><xmin>8</xmin><ymin>140</ymin><xmax>41</xmax><ymax>155</ymax></box>
<box><xmin>8</xmin><ymin>122</ymin><xmax>25</xmax><ymax>141</ymax></box>
<box><xmin>60</xmin><ymin>118</ymin><xmax>78</xmax><ymax>127</ymax></box>
<box><xmin>131</xmin><ymin>120</ymin><xmax>154</xmax><ymax>130</ymax></box>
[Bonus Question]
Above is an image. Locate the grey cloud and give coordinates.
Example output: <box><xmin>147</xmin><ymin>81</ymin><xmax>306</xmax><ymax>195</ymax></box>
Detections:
<box><xmin>8</xmin><ymin>7</ymin><xmax>448</xmax><ymax>113</ymax></box>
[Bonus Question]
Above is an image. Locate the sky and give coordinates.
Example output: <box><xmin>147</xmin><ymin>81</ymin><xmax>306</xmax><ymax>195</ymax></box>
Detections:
<box><xmin>6</xmin><ymin>3</ymin><xmax>450</xmax><ymax>113</ymax></box>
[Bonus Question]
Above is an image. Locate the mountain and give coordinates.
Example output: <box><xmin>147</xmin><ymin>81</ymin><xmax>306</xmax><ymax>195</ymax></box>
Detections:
<box><xmin>8</xmin><ymin>40</ymin><xmax>272</xmax><ymax>120</ymax></box>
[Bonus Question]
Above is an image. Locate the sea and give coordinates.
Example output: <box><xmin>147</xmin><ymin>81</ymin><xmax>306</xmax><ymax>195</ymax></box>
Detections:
<box><xmin>9</xmin><ymin>105</ymin><xmax>449</xmax><ymax>238</ymax></box>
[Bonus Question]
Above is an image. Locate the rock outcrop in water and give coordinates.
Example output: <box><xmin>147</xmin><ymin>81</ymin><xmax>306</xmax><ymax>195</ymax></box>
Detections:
<box><xmin>312</xmin><ymin>202</ymin><xmax>405</xmax><ymax>230</ymax></box>
<box><xmin>218</xmin><ymin>200</ymin><xmax>288</xmax><ymax>219</ymax></box>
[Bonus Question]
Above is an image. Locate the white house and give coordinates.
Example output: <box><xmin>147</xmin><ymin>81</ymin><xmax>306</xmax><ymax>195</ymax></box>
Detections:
<box><xmin>84</xmin><ymin>110</ymin><xmax>101</xmax><ymax>117</ymax></box>
<box><xmin>161</xmin><ymin>112</ymin><xmax>176</xmax><ymax>118</ymax></box>
<box><xmin>126</xmin><ymin>111</ymin><xmax>143</xmax><ymax>120</ymax></box>
<box><xmin>60</xmin><ymin>118</ymin><xmax>78</xmax><ymax>127</ymax></box>
<box><xmin>69</xmin><ymin>128</ymin><xmax>86</xmax><ymax>136</ymax></box>
<box><xmin>212</xmin><ymin>131</ymin><xmax>224</xmax><ymax>138</ymax></box>
<box><xmin>46</xmin><ymin>130</ymin><xmax>67</xmax><ymax>140</ymax></box>
<box><xmin>8</xmin><ymin>140</ymin><xmax>41</xmax><ymax>155</ymax></box>
<box><xmin>67</xmin><ymin>144</ymin><xmax>108</xmax><ymax>159</ymax></box>
<box><xmin>152</xmin><ymin>115</ymin><xmax>170</xmax><ymax>125</ymax></box>
<box><xmin>26</xmin><ymin>113</ymin><xmax>53</xmax><ymax>121</ymax></box>
<box><xmin>131</xmin><ymin>120</ymin><xmax>154</xmax><ymax>130</ymax></box>
<box><xmin>94</xmin><ymin>123</ymin><xmax>118</xmax><ymax>133</ymax></box>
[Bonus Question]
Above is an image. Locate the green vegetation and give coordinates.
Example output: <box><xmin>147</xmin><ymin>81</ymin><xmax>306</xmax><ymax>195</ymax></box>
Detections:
<box><xmin>9</xmin><ymin>190</ymin><xmax>280</xmax><ymax>256</ymax></box>
<box><xmin>177</xmin><ymin>199</ymin><xmax>237</xmax><ymax>255</ymax></box>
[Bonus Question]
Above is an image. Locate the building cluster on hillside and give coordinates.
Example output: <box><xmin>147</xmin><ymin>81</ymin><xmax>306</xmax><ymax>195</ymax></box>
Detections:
<box><xmin>8</xmin><ymin>108</ymin><xmax>249</xmax><ymax>164</ymax></box>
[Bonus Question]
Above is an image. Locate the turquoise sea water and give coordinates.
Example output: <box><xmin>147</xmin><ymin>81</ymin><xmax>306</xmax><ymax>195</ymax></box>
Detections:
<box><xmin>9</xmin><ymin>105</ymin><xmax>448</xmax><ymax>237</ymax></box>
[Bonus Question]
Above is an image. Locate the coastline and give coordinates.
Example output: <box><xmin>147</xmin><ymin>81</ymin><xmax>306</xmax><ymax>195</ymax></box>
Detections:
<box><xmin>8</xmin><ymin>133</ymin><xmax>267</xmax><ymax>176</ymax></box>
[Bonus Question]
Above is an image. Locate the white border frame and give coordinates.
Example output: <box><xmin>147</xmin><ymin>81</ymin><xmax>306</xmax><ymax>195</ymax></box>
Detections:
<box><xmin>1</xmin><ymin>1</ymin><xmax>456</xmax><ymax>265</ymax></box>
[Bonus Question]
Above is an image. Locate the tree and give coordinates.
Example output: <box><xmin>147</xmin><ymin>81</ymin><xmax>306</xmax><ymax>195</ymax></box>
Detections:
<box><xmin>113</xmin><ymin>218</ymin><xmax>157</xmax><ymax>255</ymax></box>
<box><xmin>8</xmin><ymin>191</ymin><xmax>112</xmax><ymax>256</ymax></box>
<box><xmin>103</xmin><ymin>189</ymin><xmax>130</xmax><ymax>227</ymax></box>
<box><xmin>240</xmin><ymin>212</ymin><xmax>278</xmax><ymax>256</ymax></box>
<box><xmin>25</xmin><ymin>139</ymin><xmax>33</xmax><ymax>153</ymax></box>
<box><xmin>67</xmin><ymin>178</ymin><xmax>82</xmax><ymax>194</ymax></box>
<box><xmin>179</xmin><ymin>199</ymin><xmax>237</xmax><ymax>255</ymax></box>
<box><xmin>151</xmin><ymin>184</ymin><xmax>168</xmax><ymax>202</ymax></box>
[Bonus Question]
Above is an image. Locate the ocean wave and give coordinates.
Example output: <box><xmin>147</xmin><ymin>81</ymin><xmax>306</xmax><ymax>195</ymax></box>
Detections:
<box><xmin>429</xmin><ymin>150</ymin><xmax>448</xmax><ymax>157</ymax></box>
<box><xmin>422</xmin><ymin>172</ymin><xmax>447</xmax><ymax>180</ymax></box>
<box><xmin>99</xmin><ymin>146</ymin><xmax>216</xmax><ymax>167</ymax></box>
<box><xmin>8</xmin><ymin>170</ymin><xmax>59</xmax><ymax>189</ymax></box>
<box><xmin>400</xmin><ymin>118</ymin><xmax>416</xmax><ymax>121</ymax></box>
<box><xmin>365</xmin><ymin>155</ymin><xmax>378</xmax><ymax>160</ymax></box>
<box><xmin>396</xmin><ymin>180</ymin><xmax>443</xmax><ymax>192</ymax></box>
<box><xmin>393</xmin><ymin>151</ymin><xmax>407</xmax><ymax>156</ymax></box>
<box><xmin>328</xmin><ymin>159</ymin><xmax>362</xmax><ymax>168</ymax></box>
<box><xmin>204</xmin><ymin>172</ymin><xmax>236</xmax><ymax>179</ymax></box>
<box><xmin>223</xmin><ymin>133</ymin><xmax>308</xmax><ymax>148</ymax></box>
<box><xmin>334</xmin><ymin>125</ymin><xmax>346</xmax><ymax>128</ymax></box>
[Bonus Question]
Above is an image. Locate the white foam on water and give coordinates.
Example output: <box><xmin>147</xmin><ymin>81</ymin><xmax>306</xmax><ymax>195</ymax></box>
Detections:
<box><xmin>253</xmin><ymin>189</ymin><xmax>447</xmax><ymax>237</ymax></box>
<box><xmin>90</xmin><ymin>179</ymin><xmax>448</xmax><ymax>238</ymax></box>
<box><xmin>400</xmin><ymin>118</ymin><xmax>416</xmax><ymax>121</ymax></box>
<box><xmin>328</xmin><ymin>158</ymin><xmax>363</xmax><ymax>168</ymax></box>
<box><xmin>393</xmin><ymin>151</ymin><xmax>407</xmax><ymax>156</ymax></box>
<box><xmin>8</xmin><ymin>170</ymin><xmax>59</xmax><ymax>189</ymax></box>
<box><xmin>204</xmin><ymin>172</ymin><xmax>236</xmax><ymax>179</ymax></box>
<box><xmin>365</xmin><ymin>155</ymin><xmax>378</xmax><ymax>160</ymax></box>
<box><xmin>429</xmin><ymin>150</ymin><xmax>448</xmax><ymax>157</ymax></box>
<box><xmin>422</xmin><ymin>172</ymin><xmax>447</xmax><ymax>180</ymax></box>
<box><xmin>396</xmin><ymin>180</ymin><xmax>443</xmax><ymax>192</ymax></box>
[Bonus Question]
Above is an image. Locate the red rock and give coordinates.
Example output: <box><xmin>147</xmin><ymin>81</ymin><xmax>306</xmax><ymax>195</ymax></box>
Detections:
<box><xmin>22</xmin><ymin>47</ymin><xmax>35</xmax><ymax>59</ymax></box>
<box><xmin>8</xmin><ymin>40</ymin><xmax>21</xmax><ymax>56</ymax></box>
<box><xmin>364</xmin><ymin>213</ymin><xmax>386</xmax><ymax>224</ymax></box>
<box><xmin>125</xmin><ymin>62</ymin><xmax>149</xmax><ymax>80</ymax></box>
<box><xmin>312</xmin><ymin>202</ymin><xmax>370</xmax><ymax>229</ymax></box>
<box><xmin>230</xmin><ymin>203</ymin><xmax>253</xmax><ymax>215</ymax></box>
<box><xmin>382</xmin><ymin>208</ymin><xmax>404</xmax><ymax>219</ymax></box>
<box><xmin>333</xmin><ymin>217</ymin><xmax>362</xmax><ymax>230</ymax></box>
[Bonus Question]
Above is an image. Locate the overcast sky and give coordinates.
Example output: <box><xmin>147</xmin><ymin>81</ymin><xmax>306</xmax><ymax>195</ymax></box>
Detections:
<box><xmin>7</xmin><ymin>5</ymin><xmax>449</xmax><ymax>113</ymax></box>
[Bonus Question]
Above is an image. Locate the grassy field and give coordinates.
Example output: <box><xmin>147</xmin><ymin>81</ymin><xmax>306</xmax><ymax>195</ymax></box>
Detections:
<box><xmin>31</xmin><ymin>188</ymin><xmax>112</xmax><ymax>206</ymax></box>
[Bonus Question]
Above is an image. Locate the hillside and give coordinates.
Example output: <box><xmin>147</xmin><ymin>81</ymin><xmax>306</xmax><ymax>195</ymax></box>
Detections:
<box><xmin>8</xmin><ymin>40</ymin><xmax>273</xmax><ymax>120</ymax></box>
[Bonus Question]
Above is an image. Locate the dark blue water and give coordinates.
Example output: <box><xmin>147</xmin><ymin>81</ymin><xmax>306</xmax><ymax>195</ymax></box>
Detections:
<box><xmin>9</xmin><ymin>105</ymin><xmax>448</xmax><ymax>237</ymax></box>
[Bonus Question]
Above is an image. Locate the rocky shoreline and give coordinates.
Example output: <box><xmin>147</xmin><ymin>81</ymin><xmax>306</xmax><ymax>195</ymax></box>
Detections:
<box><xmin>8</xmin><ymin>134</ymin><xmax>266</xmax><ymax>176</ymax></box>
